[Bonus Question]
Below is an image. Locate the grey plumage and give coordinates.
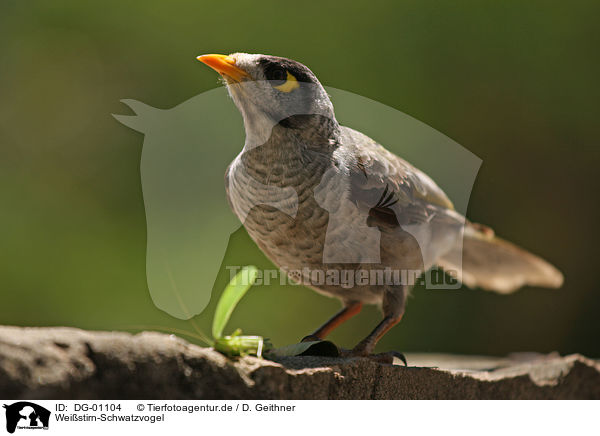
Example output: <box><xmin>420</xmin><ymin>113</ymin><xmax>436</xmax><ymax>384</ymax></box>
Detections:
<box><xmin>200</xmin><ymin>52</ymin><xmax>564</xmax><ymax>355</ymax></box>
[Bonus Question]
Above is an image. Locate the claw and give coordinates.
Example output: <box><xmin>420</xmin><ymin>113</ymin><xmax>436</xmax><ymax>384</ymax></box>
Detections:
<box><xmin>387</xmin><ymin>351</ymin><xmax>408</xmax><ymax>366</ymax></box>
<box><xmin>362</xmin><ymin>351</ymin><xmax>407</xmax><ymax>366</ymax></box>
<box><xmin>339</xmin><ymin>348</ymin><xmax>408</xmax><ymax>366</ymax></box>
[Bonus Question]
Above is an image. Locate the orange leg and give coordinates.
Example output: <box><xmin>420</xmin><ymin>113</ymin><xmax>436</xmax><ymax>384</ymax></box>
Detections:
<box><xmin>351</xmin><ymin>313</ymin><xmax>403</xmax><ymax>356</ymax></box>
<box><xmin>303</xmin><ymin>301</ymin><xmax>363</xmax><ymax>341</ymax></box>
<box><xmin>351</xmin><ymin>285</ymin><xmax>407</xmax><ymax>356</ymax></box>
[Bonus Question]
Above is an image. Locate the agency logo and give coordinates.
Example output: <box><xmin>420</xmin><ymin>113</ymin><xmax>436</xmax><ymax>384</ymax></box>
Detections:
<box><xmin>2</xmin><ymin>402</ymin><xmax>50</xmax><ymax>434</ymax></box>
<box><xmin>114</xmin><ymin>85</ymin><xmax>481</xmax><ymax>319</ymax></box>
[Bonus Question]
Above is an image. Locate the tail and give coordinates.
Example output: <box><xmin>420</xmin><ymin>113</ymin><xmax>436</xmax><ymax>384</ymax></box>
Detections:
<box><xmin>438</xmin><ymin>222</ymin><xmax>564</xmax><ymax>294</ymax></box>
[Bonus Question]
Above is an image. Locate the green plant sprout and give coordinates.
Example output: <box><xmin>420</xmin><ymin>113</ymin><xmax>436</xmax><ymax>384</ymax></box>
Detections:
<box><xmin>212</xmin><ymin>265</ymin><xmax>272</xmax><ymax>357</ymax></box>
<box><xmin>210</xmin><ymin>266</ymin><xmax>337</xmax><ymax>358</ymax></box>
<box><xmin>125</xmin><ymin>265</ymin><xmax>338</xmax><ymax>358</ymax></box>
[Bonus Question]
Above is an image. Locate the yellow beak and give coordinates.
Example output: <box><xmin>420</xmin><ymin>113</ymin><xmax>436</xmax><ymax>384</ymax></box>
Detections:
<box><xmin>196</xmin><ymin>54</ymin><xmax>249</xmax><ymax>82</ymax></box>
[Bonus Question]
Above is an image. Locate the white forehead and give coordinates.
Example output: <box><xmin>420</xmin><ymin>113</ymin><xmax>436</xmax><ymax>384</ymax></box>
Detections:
<box><xmin>229</xmin><ymin>53</ymin><xmax>263</xmax><ymax>72</ymax></box>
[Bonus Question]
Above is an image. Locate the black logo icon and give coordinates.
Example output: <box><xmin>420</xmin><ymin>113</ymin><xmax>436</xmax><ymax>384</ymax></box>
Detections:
<box><xmin>3</xmin><ymin>402</ymin><xmax>50</xmax><ymax>434</ymax></box>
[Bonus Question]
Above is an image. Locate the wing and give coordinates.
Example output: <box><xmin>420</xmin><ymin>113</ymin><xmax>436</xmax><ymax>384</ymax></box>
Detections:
<box><xmin>341</xmin><ymin>126</ymin><xmax>454</xmax><ymax>212</ymax></box>
<box><xmin>340</xmin><ymin>126</ymin><xmax>464</xmax><ymax>267</ymax></box>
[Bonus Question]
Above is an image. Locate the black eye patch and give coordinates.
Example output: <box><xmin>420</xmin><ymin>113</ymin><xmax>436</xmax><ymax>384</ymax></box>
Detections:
<box><xmin>259</xmin><ymin>56</ymin><xmax>314</xmax><ymax>84</ymax></box>
<box><xmin>265</xmin><ymin>65</ymin><xmax>287</xmax><ymax>86</ymax></box>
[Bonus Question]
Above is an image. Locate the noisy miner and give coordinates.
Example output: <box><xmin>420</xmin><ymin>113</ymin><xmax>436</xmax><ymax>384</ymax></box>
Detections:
<box><xmin>197</xmin><ymin>53</ymin><xmax>563</xmax><ymax>358</ymax></box>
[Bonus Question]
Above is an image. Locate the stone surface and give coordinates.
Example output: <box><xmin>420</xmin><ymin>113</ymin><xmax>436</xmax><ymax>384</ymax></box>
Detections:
<box><xmin>0</xmin><ymin>326</ymin><xmax>598</xmax><ymax>399</ymax></box>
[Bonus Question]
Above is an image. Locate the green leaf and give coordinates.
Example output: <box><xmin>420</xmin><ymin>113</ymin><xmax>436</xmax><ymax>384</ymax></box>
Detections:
<box><xmin>212</xmin><ymin>266</ymin><xmax>258</xmax><ymax>339</ymax></box>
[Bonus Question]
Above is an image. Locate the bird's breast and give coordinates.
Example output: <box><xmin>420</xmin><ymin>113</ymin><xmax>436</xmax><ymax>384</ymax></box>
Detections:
<box><xmin>226</xmin><ymin>150</ymin><xmax>341</xmax><ymax>268</ymax></box>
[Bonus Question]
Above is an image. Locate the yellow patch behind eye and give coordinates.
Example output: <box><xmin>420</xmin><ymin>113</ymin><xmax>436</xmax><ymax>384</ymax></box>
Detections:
<box><xmin>274</xmin><ymin>71</ymin><xmax>300</xmax><ymax>93</ymax></box>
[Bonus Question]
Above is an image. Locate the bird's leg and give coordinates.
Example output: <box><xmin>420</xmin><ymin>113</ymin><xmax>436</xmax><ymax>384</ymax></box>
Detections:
<box><xmin>348</xmin><ymin>285</ymin><xmax>407</xmax><ymax>362</ymax></box>
<box><xmin>301</xmin><ymin>301</ymin><xmax>363</xmax><ymax>342</ymax></box>
<box><xmin>350</xmin><ymin>314</ymin><xmax>403</xmax><ymax>355</ymax></box>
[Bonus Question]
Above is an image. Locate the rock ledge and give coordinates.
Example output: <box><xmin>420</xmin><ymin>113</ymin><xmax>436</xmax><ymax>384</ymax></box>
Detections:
<box><xmin>1</xmin><ymin>326</ymin><xmax>598</xmax><ymax>399</ymax></box>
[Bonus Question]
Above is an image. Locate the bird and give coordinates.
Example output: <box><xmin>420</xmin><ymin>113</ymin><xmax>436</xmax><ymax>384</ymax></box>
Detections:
<box><xmin>197</xmin><ymin>53</ymin><xmax>564</xmax><ymax>359</ymax></box>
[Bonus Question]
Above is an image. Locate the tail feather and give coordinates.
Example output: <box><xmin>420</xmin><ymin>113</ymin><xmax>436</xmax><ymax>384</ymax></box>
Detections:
<box><xmin>438</xmin><ymin>222</ymin><xmax>564</xmax><ymax>294</ymax></box>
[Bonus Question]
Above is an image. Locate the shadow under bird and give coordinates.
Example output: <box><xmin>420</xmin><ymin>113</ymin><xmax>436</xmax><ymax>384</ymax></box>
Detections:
<box><xmin>197</xmin><ymin>52</ymin><xmax>564</xmax><ymax>359</ymax></box>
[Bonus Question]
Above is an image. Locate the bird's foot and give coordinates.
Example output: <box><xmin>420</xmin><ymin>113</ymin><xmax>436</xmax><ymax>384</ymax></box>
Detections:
<box><xmin>340</xmin><ymin>346</ymin><xmax>407</xmax><ymax>366</ymax></box>
<box><xmin>297</xmin><ymin>335</ymin><xmax>406</xmax><ymax>365</ymax></box>
<box><xmin>370</xmin><ymin>351</ymin><xmax>407</xmax><ymax>366</ymax></box>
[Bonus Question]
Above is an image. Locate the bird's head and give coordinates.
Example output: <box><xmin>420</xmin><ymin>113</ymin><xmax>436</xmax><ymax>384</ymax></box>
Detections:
<box><xmin>197</xmin><ymin>53</ymin><xmax>337</xmax><ymax>146</ymax></box>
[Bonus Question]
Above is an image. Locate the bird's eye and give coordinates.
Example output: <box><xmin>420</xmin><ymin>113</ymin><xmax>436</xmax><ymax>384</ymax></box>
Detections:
<box><xmin>273</xmin><ymin>71</ymin><xmax>300</xmax><ymax>93</ymax></box>
<box><xmin>266</xmin><ymin>67</ymin><xmax>287</xmax><ymax>85</ymax></box>
<box><xmin>265</xmin><ymin>65</ymin><xmax>300</xmax><ymax>92</ymax></box>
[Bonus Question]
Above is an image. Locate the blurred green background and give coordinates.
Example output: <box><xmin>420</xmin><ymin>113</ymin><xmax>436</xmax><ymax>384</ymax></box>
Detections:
<box><xmin>1</xmin><ymin>0</ymin><xmax>598</xmax><ymax>356</ymax></box>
